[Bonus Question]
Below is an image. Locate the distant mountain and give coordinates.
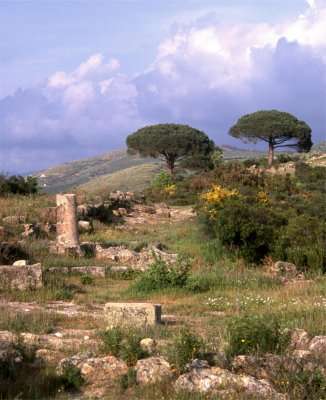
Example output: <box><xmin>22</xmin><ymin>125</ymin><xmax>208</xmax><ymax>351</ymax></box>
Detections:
<box><xmin>37</xmin><ymin>142</ymin><xmax>326</xmax><ymax>194</ymax></box>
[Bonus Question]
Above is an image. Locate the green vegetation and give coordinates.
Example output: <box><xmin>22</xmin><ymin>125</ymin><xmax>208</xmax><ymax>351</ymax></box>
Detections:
<box><xmin>127</xmin><ymin>124</ymin><xmax>216</xmax><ymax>175</ymax></box>
<box><xmin>100</xmin><ymin>327</ymin><xmax>148</xmax><ymax>366</ymax></box>
<box><xmin>199</xmin><ymin>162</ymin><xmax>326</xmax><ymax>272</ymax></box>
<box><xmin>229</xmin><ymin>110</ymin><xmax>312</xmax><ymax>166</ymax></box>
<box><xmin>168</xmin><ymin>329</ymin><xmax>203</xmax><ymax>373</ymax></box>
<box><xmin>1</xmin><ymin>135</ymin><xmax>326</xmax><ymax>399</ymax></box>
<box><xmin>226</xmin><ymin>314</ymin><xmax>289</xmax><ymax>357</ymax></box>
<box><xmin>0</xmin><ymin>175</ymin><xmax>38</xmax><ymax>196</ymax></box>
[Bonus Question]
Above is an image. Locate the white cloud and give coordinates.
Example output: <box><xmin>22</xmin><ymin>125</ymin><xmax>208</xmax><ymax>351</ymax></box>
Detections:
<box><xmin>48</xmin><ymin>54</ymin><xmax>121</xmax><ymax>89</ymax></box>
<box><xmin>0</xmin><ymin>0</ymin><xmax>325</xmax><ymax>173</ymax></box>
<box><xmin>63</xmin><ymin>81</ymin><xmax>95</xmax><ymax>112</ymax></box>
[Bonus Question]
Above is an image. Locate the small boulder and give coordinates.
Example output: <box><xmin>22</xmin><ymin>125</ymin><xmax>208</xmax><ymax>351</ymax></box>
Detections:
<box><xmin>58</xmin><ymin>353</ymin><xmax>128</xmax><ymax>398</ymax></box>
<box><xmin>289</xmin><ymin>329</ymin><xmax>310</xmax><ymax>350</ymax></box>
<box><xmin>12</xmin><ymin>260</ymin><xmax>28</xmax><ymax>266</ymax></box>
<box><xmin>78</xmin><ymin>220</ymin><xmax>93</xmax><ymax>233</ymax></box>
<box><xmin>175</xmin><ymin>367</ymin><xmax>286</xmax><ymax>399</ymax></box>
<box><xmin>135</xmin><ymin>357</ymin><xmax>173</xmax><ymax>385</ymax></box>
<box><xmin>140</xmin><ymin>338</ymin><xmax>156</xmax><ymax>355</ymax></box>
<box><xmin>309</xmin><ymin>336</ymin><xmax>326</xmax><ymax>358</ymax></box>
<box><xmin>272</xmin><ymin>261</ymin><xmax>298</xmax><ymax>279</ymax></box>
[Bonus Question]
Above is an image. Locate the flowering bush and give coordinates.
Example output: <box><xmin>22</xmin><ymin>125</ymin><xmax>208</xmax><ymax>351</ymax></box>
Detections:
<box><xmin>200</xmin><ymin>184</ymin><xmax>239</xmax><ymax>206</ymax></box>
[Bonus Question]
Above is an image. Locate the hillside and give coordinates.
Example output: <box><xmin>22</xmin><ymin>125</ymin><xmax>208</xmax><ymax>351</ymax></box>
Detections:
<box><xmin>77</xmin><ymin>163</ymin><xmax>162</xmax><ymax>197</ymax></box>
<box><xmin>35</xmin><ymin>142</ymin><xmax>326</xmax><ymax>195</ymax></box>
<box><xmin>35</xmin><ymin>150</ymin><xmax>158</xmax><ymax>193</ymax></box>
<box><xmin>36</xmin><ymin>146</ymin><xmax>266</xmax><ymax>194</ymax></box>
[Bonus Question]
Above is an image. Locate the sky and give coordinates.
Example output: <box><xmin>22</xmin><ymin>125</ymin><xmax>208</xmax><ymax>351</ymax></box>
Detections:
<box><xmin>0</xmin><ymin>0</ymin><xmax>325</xmax><ymax>173</ymax></box>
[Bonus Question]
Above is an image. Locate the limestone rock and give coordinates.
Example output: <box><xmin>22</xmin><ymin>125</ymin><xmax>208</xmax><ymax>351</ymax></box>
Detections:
<box><xmin>35</xmin><ymin>348</ymin><xmax>64</xmax><ymax>366</ymax></box>
<box><xmin>0</xmin><ymin>263</ymin><xmax>43</xmax><ymax>290</ymax></box>
<box><xmin>135</xmin><ymin>357</ymin><xmax>173</xmax><ymax>385</ymax></box>
<box><xmin>175</xmin><ymin>367</ymin><xmax>286</xmax><ymax>399</ymax></box>
<box><xmin>309</xmin><ymin>336</ymin><xmax>326</xmax><ymax>359</ymax></box>
<box><xmin>140</xmin><ymin>338</ymin><xmax>156</xmax><ymax>355</ymax></box>
<box><xmin>272</xmin><ymin>261</ymin><xmax>298</xmax><ymax>278</ymax></box>
<box><xmin>78</xmin><ymin>220</ymin><xmax>93</xmax><ymax>233</ymax></box>
<box><xmin>56</xmin><ymin>194</ymin><xmax>81</xmax><ymax>255</ymax></box>
<box><xmin>289</xmin><ymin>329</ymin><xmax>310</xmax><ymax>350</ymax></box>
<box><xmin>104</xmin><ymin>302</ymin><xmax>161</xmax><ymax>329</ymax></box>
<box><xmin>95</xmin><ymin>244</ymin><xmax>177</xmax><ymax>270</ymax></box>
<box><xmin>58</xmin><ymin>353</ymin><xmax>128</xmax><ymax>398</ymax></box>
<box><xmin>12</xmin><ymin>259</ymin><xmax>28</xmax><ymax>266</ymax></box>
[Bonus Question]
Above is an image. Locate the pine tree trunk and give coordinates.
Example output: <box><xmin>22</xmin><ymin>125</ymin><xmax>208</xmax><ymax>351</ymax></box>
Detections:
<box><xmin>166</xmin><ymin>157</ymin><xmax>175</xmax><ymax>177</ymax></box>
<box><xmin>268</xmin><ymin>141</ymin><xmax>274</xmax><ymax>167</ymax></box>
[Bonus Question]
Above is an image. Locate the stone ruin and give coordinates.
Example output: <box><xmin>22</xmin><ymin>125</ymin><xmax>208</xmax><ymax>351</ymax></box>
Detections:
<box><xmin>104</xmin><ymin>302</ymin><xmax>162</xmax><ymax>329</ymax></box>
<box><xmin>56</xmin><ymin>194</ymin><xmax>81</xmax><ymax>255</ymax></box>
<box><xmin>0</xmin><ymin>263</ymin><xmax>43</xmax><ymax>290</ymax></box>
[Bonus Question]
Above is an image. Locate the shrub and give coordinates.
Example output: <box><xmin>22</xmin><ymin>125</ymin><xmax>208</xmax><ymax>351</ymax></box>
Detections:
<box><xmin>101</xmin><ymin>327</ymin><xmax>124</xmax><ymax>357</ymax></box>
<box><xmin>131</xmin><ymin>257</ymin><xmax>190</xmax><ymax>294</ymax></box>
<box><xmin>60</xmin><ymin>365</ymin><xmax>84</xmax><ymax>391</ymax></box>
<box><xmin>227</xmin><ymin>315</ymin><xmax>289</xmax><ymax>357</ymax></box>
<box><xmin>119</xmin><ymin>367</ymin><xmax>137</xmax><ymax>391</ymax></box>
<box><xmin>0</xmin><ymin>174</ymin><xmax>38</xmax><ymax>196</ymax></box>
<box><xmin>80</xmin><ymin>275</ymin><xmax>94</xmax><ymax>285</ymax></box>
<box><xmin>272</xmin><ymin>215</ymin><xmax>326</xmax><ymax>273</ymax></box>
<box><xmin>185</xmin><ymin>274</ymin><xmax>211</xmax><ymax>293</ymax></box>
<box><xmin>151</xmin><ymin>171</ymin><xmax>173</xmax><ymax>189</ymax></box>
<box><xmin>100</xmin><ymin>328</ymin><xmax>148</xmax><ymax>366</ymax></box>
<box><xmin>208</xmin><ymin>198</ymin><xmax>285</xmax><ymax>263</ymax></box>
<box><xmin>119</xmin><ymin>332</ymin><xmax>148</xmax><ymax>366</ymax></box>
<box><xmin>168</xmin><ymin>329</ymin><xmax>203</xmax><ymax>373</ymax></box>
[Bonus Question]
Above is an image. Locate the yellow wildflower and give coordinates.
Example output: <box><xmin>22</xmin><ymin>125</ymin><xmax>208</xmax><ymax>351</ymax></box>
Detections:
<box><xmin>257</xmin><ymin>191</ymin><xmax>269</xmax><ymax>204</ymax></box>
<box><xmin>201</xmin><ymin>185</ymin><xmax>239</xmax><ymax>205</ymax></box>
<box><xmin>164</xmin><ymin>184</ymin><xmax>176</xmax><ymax>196</ymax></box>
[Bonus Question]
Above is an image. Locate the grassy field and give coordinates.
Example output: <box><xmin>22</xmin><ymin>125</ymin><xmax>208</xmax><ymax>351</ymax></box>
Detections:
<box><xmin>2</xmin><ymin>218</ymin><xmax>325</xmax><ymax>338</ymax></box>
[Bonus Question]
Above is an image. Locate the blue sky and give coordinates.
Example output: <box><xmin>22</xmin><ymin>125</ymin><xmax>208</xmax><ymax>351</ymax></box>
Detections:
<box><xmin>0</xmin><ymin>0</ymin><xmax>325</xmax><ymax>172</ymax></box>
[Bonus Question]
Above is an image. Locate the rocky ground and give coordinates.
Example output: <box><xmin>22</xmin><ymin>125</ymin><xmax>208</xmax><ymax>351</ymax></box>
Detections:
<box><xmin>0</xmin><ymin>193</ymin><xmax>325</xmax><ymax>399</ymax></box>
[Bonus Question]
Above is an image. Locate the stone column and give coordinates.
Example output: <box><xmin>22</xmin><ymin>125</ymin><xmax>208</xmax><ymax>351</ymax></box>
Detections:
<box><xmin>56</xmin><ymin>194</ymin><xmax>81</xmax><ymax>255</ymax></box>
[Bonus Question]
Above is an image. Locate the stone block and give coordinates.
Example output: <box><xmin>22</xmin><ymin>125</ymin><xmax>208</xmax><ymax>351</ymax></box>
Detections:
<box><xmin>104</xmin><ymin>302</ymin><xmax>161</xmax><ymax>328</ymax></box>
<box><xmin>0</xmin><ymin>263</ymin><xmax>43</xmax><ymax>290</ymax></box>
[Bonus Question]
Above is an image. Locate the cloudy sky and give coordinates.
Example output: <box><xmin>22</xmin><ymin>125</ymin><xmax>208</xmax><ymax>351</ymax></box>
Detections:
<box><xmin>0</xmin><ymin>0</ymin><xmax>325</xmax><ymax>173</ymax></box>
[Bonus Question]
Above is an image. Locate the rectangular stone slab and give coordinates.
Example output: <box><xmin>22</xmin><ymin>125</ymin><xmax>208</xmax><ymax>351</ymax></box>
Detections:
<box><xmin>104</xmin><ymin>302</ymin><xmax>161</xmax><ymax>328</ymax></box>
<box><xmin>0</xmin><ymin>263</ymin><xmax>43</xmax><ymax>290</ymax></box>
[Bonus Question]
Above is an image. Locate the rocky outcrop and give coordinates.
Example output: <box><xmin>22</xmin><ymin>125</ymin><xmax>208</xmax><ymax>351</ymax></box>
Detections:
<box><xmin>95</xmin><ymin>244</ymin><xmax>178</xmax><ymax>271</ymax></box>
<box><xmin>175</xmin><ymin>365</ymin><xmax>286</xmax><ymax>399</ymax></box>
<box><xmin>57</xmin><ymin>353</ymin><xmax>128</xmax><ymax>398</ymax></box>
